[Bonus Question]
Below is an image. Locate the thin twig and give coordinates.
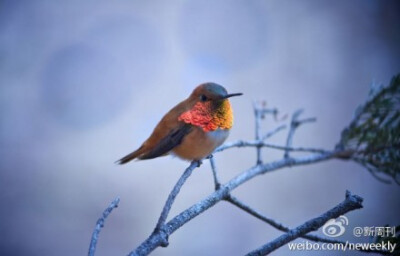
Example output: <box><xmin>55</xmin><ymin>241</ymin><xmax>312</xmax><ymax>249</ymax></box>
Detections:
<box><xmin>88</xmin><ymin>197</ymin><xmax>120</xmax><ymax>256</ymax></box>
<box><xmin>253</xmin><ymin>102</ymin><xmax>281</xmax><ymax>164</ymax></box>
<box><xmin>246</xmin><ymin>191</ymin><xmax>363</xmax><ymax>255</ymax></box>
<box><xmin>226</xmin><ymin>195</ymin><xmax>344</xmax><ymax>244</ymax></box>
<box><xmin>284</xmin><ymin>109</ymin><xmax>303</xmax><ymax>158</ymax></box>
<box><xmin>253</xmin><ymin>102</ymin><xmax>263</xmax><ymax>165</ymax></box>
<box><xmin>153</xmin><ymin>160</ymin><xmax>200</xmax><ymax>246</ymax></box>
<box><xmin>352</xmin><ymin>157</ymin><xmax>392</xmax><ymax>184</ymax></box>
<box><xmin>258</xmin><ymin>108</ymin><xmax>279</xmax><ymax>116</ymax></box>
<box><xmin>261</xmin><ymin>124</ymin><xmax>287</xmax><ymax>141</ymax></box>
<box><xmin>215</xmin><ymin>140</ymin><xmax>328</xmax><ymax>154</ymax></box>
<box><xmin>284</xmin><ymin>109</ymin><xmax>316</xmax><ymax>158</ymax></box>
<box><xmin>298</xmin><ymin>117</ymin><xmax>317</xmax><ymax>124</ymax></box>
<box><xmin>209</xmin><ymin>155</ymin><xmax>221</xmax><ymax>190</ymax></box>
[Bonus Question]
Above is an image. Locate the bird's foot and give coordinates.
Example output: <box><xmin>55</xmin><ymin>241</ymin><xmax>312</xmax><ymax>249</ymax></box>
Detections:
<box><xmin>195</xmin><ymin>159</ymin><xmax>203</xmax><ymax>167</ymax></box>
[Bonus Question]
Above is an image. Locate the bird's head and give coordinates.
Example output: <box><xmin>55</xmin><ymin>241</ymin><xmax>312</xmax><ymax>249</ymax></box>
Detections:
<box><xmin>190</xmin><ymin>82</ymin><xmax>243</xmax><ymax>103</ymax></box>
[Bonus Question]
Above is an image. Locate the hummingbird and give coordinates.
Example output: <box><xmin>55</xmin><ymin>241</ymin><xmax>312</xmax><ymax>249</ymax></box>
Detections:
<box><xmin>116</xmin><ymin>83</ymin><xmax>242</xmax><ymax>164</ymax></box>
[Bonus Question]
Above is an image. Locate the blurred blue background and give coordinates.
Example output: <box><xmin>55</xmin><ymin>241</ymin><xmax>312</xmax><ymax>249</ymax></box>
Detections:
<box><xmin>1</xmin><ymin>0</ymin><xmax>399</xmax><ymax>255</ymax></box>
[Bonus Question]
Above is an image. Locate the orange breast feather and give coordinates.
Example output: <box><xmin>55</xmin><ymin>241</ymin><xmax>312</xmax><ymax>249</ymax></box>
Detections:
<box><xmin>178</xmin><ymin>100</ymin><xmax>233</xmax><ymax>132</ymax></box>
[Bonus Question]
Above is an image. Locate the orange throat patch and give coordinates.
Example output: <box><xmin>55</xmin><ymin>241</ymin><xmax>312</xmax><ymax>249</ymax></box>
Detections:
<box><xmin>178</xmin><ymin>100</ymin><xmax>233</xmax><ymax>132</ymax></box>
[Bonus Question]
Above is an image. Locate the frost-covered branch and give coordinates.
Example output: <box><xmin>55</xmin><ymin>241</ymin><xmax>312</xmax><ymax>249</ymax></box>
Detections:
<box><xmin>88</xmin><ymin>197</ymin><xmax>120</xmax><ymax>256</ymax></box>
<box><xmin>246</xmin><ymin>191</ymin><xmax>363</xmax><ymax>255</ymax></box>
<box><xmin>216</xmin><ymin>140</ymin><xmax>329</xmax><ymax>154</ymax></box>
<box><xmin>284</xmin><ymin>109</ymin><xmax>316</xmax><ymax>158</ymax></box>
<box><xmin>226</xmin><ymin>195</ymin><xmax>344</xmax><ymax>244</ymax></box>
<box><xmin>253</xmin><ymin>101</ymin><xmax>280</xmax><ymax>165</ymax></box>
<box><xmin>153</xmin><ymin>160</ymin><xmax>200</xmax><ymax>246</ymax></box>
<box><xmin>262</xmin><ymin>124</ymin><xmax>286</xmax><ymax>140</ymax></box>
<box><xmin>209</xmin><ymin>155</ymin><xmax>222</xmax><ymax>190</ymax></box>
<box><xmin>129</xmin><ymin>151</ymin><xmax>340</xmax><ymax>255</ymax></box>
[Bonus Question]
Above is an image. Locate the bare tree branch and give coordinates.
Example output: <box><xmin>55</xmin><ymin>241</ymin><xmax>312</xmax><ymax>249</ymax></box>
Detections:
<box><xmin>209</xmin><ymin>155</ymin><xmax>222</xmax><ymax>190</ymax></box>
<box><xmin>284</xmin><ymin>109</ymin><xmax>316</xmax><ymax>158</ymax></box>
<box><xmin>253</xmin><ymin>101</ymin><xmax>263</xmax><ymax>165</ymax></box>
<box><xmin>353</xmin><ymin>157</ymin><xmax>393</xmax><ymax>184</ymax></box>
<box><xmin>215</xmin><ymin>140</ymin><xmax>329</xmax><ymax>154</ymax></box>
<box><xmin>88</xmin><ymin>197</ymin><xmax>120</xmax><ymax>256</ymax></box>
<box><xmin>153</xmin><ymin>160</ymin><xmax>200</xmax><ymax>246</ymax></box>
<box><xmin>284</xmin><ymin>109</ymin><xmax>303</xmax><ymax>158</ymax></box>
<box><xmin>253</xmin><ymin>101</ymin><xmax>280</xmax><ymax>165</ymax></box>
<box><xmin>226</xmin><ymin>195</ymin><xmax>344</xmax><ymax>244</ymax></box>
<box><xmin>246</xmin><ymin>191</ymin><xmax>363</xmax><ymax>255</ymax></box>
<box><xmin>261</xmin><ymin>124</ymin><xmax>287</xmax><ymax>141</ymax></box>
<box><xmin>129</xmin><ymin>151</ymin><xmax>339</xmax><ymax>255</ymax></box>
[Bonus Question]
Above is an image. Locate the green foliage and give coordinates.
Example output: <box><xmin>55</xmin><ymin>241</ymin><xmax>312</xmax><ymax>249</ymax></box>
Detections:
<box><xmin>339</xmin><ymin>74</ymin><xmax>400</xmax><ymax>184</ymax></box>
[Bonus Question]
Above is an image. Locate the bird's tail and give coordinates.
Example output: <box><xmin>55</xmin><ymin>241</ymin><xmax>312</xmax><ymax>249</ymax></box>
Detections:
<box><xmin>115</xmin><ymin>146</ymin><xmax>144</xmax><ymax>164</ymax></box>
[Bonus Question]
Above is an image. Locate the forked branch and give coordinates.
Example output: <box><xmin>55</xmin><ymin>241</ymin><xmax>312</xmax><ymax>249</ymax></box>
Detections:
<box><xmin>246</xmin><ymin>191</ymin><xmax>363</xmax><ymax>255</ymax></box>
<box><xmin>153</xmin><ymin>160</ymin><xmax>200</xmax><ymax>246</ymax></box>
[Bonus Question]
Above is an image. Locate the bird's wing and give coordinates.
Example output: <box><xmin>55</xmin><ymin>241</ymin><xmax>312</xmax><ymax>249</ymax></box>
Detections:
<box><xmin>139</xmin><ymin>124</ymin><xmax>192</xmax><ymax>160</ymax></box>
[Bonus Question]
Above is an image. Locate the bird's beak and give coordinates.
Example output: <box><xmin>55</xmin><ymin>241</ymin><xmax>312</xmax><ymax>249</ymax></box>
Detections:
<box><xmin>222</xmin><ymin>93</ymin><xmax>243</xmax><ymax>99</ymax></box>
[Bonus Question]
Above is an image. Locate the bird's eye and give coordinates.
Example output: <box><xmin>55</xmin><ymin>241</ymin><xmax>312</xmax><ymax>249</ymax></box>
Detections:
<box><xmin>200</xmin><ymin>94</ymin><xmax>208</xmax><ymax>102</ymax></box>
